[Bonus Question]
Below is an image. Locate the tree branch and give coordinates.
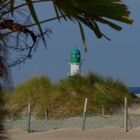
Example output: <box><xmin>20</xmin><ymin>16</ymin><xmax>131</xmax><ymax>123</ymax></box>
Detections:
<box><xmin>26</xmin><ymin>15</ymin><xmax>65</xmax><ymax>28</ymax></box>
<box><xmin>0</xmin><ymin>0</ymin><xmax>52</xmax><ymax>17</ymax></box>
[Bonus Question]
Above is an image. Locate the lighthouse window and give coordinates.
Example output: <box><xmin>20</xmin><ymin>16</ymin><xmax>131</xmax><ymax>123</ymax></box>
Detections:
<box><xmin>72</xmin><ymin>54</ymin><xmax>76</xmax><ymax>57</ymax></box>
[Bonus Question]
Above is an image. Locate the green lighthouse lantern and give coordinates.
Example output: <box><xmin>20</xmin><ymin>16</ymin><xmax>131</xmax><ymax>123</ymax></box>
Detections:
<box><xmin>70</xmin><ymin>49</ymin><xmax>82</xmax><ymax>76</ymax></box>
<box><xmin>70</xmin><ymin>49</ymin><xmax>81</xmax><ymax>64</ymax></box>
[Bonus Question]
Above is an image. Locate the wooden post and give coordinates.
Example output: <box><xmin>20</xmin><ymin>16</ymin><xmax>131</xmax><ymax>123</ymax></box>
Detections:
<box><xmin>124</xmin><ymin>97</ymin><xmax>128</xmax><ymax>132</ymax></box>
<box><xmin>82</xmin><ymin>98</ymin><xmax>88</xmax><ymax>130</ymax></box>
<box><xmin>45</xmin><ymin>107</ymin><xmax>48</xmax><ymax>120</ymax></box>
<box><xmin>101</xmin><ymin>106</ymin><xmax>105</xmax><ymax>117</ymax></box>
<box><xmin>27</xmin><ymin>102</ymin><xmax>31</xmax><ymax>133</ymax></box>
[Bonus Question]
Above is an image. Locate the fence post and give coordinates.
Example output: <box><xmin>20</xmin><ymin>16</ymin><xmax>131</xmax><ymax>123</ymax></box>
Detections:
<box><xmin>82</xmin><ymin>98</ymin><xmax>88</xmax><ymax>130</ymax></box>
<box><xmin>45</xmin><ymin>107</ymin><xmax>48</xmax><ymax>120</ymax></box>
<box><xmin>101</xmin><ymin>106</ymin><xmax>105</xmax><ymax>117</ymax></box>
<box><xmin>124</xmin><ymin>97</ymin><xmax>128</xmax><ymax>132</ymax></box>
<box><xmin>27</xmin><ymin>102</ymin><xmax>31</xmax><ymax>133</ymax></box>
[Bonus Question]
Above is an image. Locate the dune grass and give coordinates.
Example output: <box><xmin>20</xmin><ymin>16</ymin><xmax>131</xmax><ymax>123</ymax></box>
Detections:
<box><xmin>5</xmin><ymin>73</ymin><xmax>132</xmax><ymax>118</ymax></box>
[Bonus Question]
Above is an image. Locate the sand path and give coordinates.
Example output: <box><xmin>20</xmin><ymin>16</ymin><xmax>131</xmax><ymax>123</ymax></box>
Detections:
<box><xmin>5</xmin><ymin>128</ymin><xmax>140</xmax><ymax>140</ymax></box>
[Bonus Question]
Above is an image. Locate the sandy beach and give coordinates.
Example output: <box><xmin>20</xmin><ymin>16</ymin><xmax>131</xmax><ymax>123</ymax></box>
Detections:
<box><xmin>5</xmin><ymin>127</ymin><xmax>140</xmax><ymax>140</ymax></box>
<box><xmin>2</xmin><ymin>105</ymin><xmax>140</xmax><ymax>140</ymax></box>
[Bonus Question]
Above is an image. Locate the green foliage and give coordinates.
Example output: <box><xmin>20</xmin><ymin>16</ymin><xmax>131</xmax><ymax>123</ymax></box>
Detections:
<box><xmin>53</xmin><ymin>0</ymin><xmax>133</xmax><ymax>43</ymax></box>
<box><xmin>48</xmin><ymin>0</ymin><xmax>132</xmax><ymax>50</ymax></box>
<box><xmin>4</xmin><ymin>0</ymin><xmax>133</xmax><ymax>51</ymax></box>
<box><xmin>6</xmin><ymin>73</ymin><xmax>132</xmax><ymax>117</ymax></box>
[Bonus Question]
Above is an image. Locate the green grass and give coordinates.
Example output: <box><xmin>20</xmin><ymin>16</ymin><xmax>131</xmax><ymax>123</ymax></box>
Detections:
<box><xmin>5</xmin><ymin>73</ymin><xmax>133</xmax><ymax>117</ymax></box>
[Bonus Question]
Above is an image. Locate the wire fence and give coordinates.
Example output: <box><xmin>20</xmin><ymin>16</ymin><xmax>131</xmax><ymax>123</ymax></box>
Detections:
<box><xmin>4</xmin><ymin>98</ymin><xmax>140</xmax><ymax>132</ymax></box>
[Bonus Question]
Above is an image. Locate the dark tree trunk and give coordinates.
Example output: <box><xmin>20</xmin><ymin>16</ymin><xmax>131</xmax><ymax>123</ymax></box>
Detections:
<box><xmin>0</xmin><ymin>56</ymin><xmax>8</xmax><ymax>139</ymax></box>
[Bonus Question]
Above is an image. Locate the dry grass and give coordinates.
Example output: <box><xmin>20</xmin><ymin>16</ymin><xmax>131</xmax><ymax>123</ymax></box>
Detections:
<box><xmin>5</xmin><ymin>73</ymin><xmax>133</xmax><ymax>118</ymax></box>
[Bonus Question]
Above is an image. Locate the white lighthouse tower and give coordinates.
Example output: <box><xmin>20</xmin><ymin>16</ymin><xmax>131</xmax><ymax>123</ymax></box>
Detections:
<box><xmin>70</xmin><ymin>49</ymin><xmax>82</xmax><ymax>76</ymax></box>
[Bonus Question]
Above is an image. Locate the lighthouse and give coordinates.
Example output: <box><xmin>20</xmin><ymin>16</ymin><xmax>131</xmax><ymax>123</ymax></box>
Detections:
<box><xmin>70</xmin><ymin>49</ymin><xmax>82</xmax><ymax>76</ymax></box>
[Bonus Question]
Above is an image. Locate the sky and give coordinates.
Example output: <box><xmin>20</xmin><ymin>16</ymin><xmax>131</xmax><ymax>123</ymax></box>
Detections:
<box><xmin>11</xmin><ymin>0</ymin><xmax>140</xmax><ymax>87</ymax></box>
